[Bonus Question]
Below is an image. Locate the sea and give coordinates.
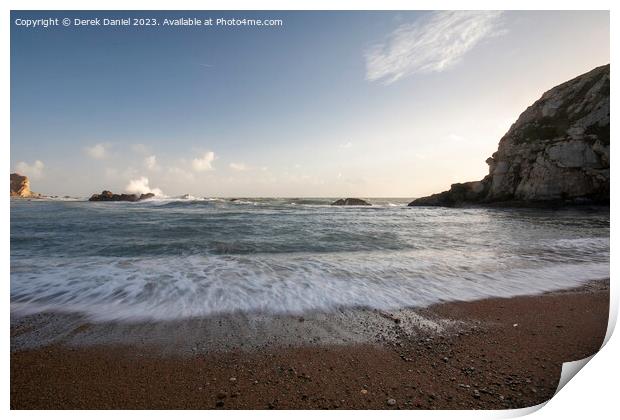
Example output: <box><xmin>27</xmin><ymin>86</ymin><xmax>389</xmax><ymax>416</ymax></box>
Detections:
<box><xmin>10</xmin><ymin>197</ymin><xmax>610</xmax><ymax>322</ymax></box>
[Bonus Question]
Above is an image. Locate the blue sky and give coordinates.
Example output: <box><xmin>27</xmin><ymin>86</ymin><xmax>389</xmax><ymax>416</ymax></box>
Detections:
<box><xmin>11</xmin><ymin>11</ymin><xmax>609</xmax><ymax>197</ymax></box>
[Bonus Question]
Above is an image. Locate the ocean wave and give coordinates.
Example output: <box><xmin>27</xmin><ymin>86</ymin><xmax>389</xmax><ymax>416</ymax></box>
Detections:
<box><xmin>10</xmin><ymin>252</ymin><xmax>609</xmax><ymax>322</ymax></box>
<box><xmin>11</xmin><ymin>201</ymin><xmax>609</xmax><ymax>322</ymax></box>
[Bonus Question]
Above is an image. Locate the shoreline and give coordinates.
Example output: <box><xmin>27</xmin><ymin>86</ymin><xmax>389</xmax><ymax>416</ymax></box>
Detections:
<box><xmin>11</xmin><ymin>279</ymin><xmax>610</xmax><ymax>409</ymax></box>
<box><xmin>10</xmin><ymin>278</ymin><xmax>609</xmax><ymax>354</ymax></box>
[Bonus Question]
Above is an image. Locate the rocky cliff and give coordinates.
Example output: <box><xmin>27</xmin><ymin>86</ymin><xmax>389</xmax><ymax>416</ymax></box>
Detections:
<box><xmin>410</xmin><ymin>64</ymin><xmax>610</xmax><ymax>207</ymax></box>
<box><xmin>10</xmin><ymin>173</ymin><xmax>40</xmax><ymax>198</ymax></box>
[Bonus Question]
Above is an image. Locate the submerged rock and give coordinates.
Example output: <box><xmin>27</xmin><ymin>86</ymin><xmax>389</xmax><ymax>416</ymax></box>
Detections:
<box><xmin>88</xmin><ymin>190</ymin><xmax>155</xmax><ymax>202</ymax></box>
<box><xmin>10</xmin><ymin>173</ymin><xmax>40</xmax><ymax>198</ymax></box>
<box><xmin>331</xmin><ymin>198</ymin><xmax>371</xmax><ymax>206</ymax></box>
<box><xmin>410</xmin><ymin>64</ymin><xmax>610</xmax><ymax>207</ymax></box>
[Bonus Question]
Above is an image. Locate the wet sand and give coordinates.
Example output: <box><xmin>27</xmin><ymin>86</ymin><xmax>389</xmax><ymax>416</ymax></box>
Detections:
<box><xmin>11</xmin><ymin>280</ymin><xmax>609</xmax><ymax>409</ymax></box>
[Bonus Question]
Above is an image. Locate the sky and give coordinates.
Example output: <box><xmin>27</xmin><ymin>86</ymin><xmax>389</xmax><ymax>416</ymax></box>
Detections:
<box><xmin>10</xmin><ymin>11</ymin><xmax>609</xmax><ymax>198</ymax></box>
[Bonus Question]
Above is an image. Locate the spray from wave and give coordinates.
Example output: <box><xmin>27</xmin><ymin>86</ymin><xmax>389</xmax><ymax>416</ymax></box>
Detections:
<box><xmin>125</xmin><ymin>176</ymin><xmax>163</xmax><ymax>197</ymax></box>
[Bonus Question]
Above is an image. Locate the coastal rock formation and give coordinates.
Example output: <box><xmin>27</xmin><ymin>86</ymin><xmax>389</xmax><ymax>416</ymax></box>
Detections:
<box><xmin>410</xmin><ymin>64</ymin><xmax>610</xmax><ymax>207</ymax></box>
<box><xmin>10</xmin><ymin>173</ymin><xmax>40</xmax><ymax>198</ymax></box>
<box><xmin>410</xmin><ymin>181</ymin><xmax>487</xmax><ymax>207</ymax></box>
<box><xmin>331</xmin><ymin>198</ymin><xmax>371</xmax><ymax>206</ymax></box>
<box><xmin>89</xmin><ymin>190</ymin><xmax>155</xmax><ymax>202</ymax></box>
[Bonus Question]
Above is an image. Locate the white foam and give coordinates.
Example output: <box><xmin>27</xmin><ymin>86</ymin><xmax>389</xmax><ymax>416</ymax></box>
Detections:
<box><xmin>10</xmin><ymin>249</ymin><xmax>609</xmax><ymax>322</ymax></box>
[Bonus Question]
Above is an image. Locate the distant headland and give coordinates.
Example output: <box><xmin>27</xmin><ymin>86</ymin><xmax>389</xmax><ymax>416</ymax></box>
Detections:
<box><xmin>10</xmin><ymin>173</ymin><xmax>40</xmax><ymax>198</ymax></box>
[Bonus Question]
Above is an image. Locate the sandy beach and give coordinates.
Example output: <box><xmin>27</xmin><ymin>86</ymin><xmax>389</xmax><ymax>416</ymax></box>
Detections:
<box><xmin>11</xmin><ymin>279</ymin><xmax>609</xmax><ymax>409</ymax></box>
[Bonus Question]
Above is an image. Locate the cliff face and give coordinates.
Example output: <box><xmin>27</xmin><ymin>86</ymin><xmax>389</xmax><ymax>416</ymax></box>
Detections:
<box><xmin>410</xmin><ymin>64</ymin><xmax>610</xmax><ymax>207</ymax></box>
<box><xmin>10</xmin><ymin>173</ymin><xmax>40</xmax><ymax>198</ymax></box>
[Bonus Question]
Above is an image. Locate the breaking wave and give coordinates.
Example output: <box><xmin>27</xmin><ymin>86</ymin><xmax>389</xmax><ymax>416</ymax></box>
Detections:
<box><xmin>10</xmin><ymin>200</ymin><xmax>609</xmax><ymax>321</ymax></box>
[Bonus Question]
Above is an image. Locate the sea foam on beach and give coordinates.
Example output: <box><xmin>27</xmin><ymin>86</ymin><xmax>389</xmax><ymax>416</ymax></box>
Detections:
<box><xmin>10</xmin><ymin>198</ymin><xmax>610</xmax><ymax>321</ymax></box>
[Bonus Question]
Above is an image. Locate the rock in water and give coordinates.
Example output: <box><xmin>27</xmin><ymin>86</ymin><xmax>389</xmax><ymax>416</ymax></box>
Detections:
<box><xmin>88</xmin><ymin>190</ymin><xmax>155</xmax><ymax>202</ymax></box>
<box><xmin>410</xmin><ymin>64</ymin><xmax>610</xmax><ymax>207</ymax></box>
<box><xmin>331</xmin><ymin>198</ymin><xmax>371</xmax><ymax>206</ymax></box>
<box><xmin>10</xmin><ymin>173</ymin><xmax>40</xmax><ymax>198</ymax></box>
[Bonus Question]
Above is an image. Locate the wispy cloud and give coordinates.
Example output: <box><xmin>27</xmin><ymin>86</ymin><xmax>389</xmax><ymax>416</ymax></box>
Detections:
<box><xmin>85</xmin><ymin>143</ymin><xmax>108</xmax><ymax>159</ymax></box>
<box><xmin>365</xmin><ymin>11</ymin><xmax>505</xmax><ymax>85</ymax></box>
<box><xmin>192</xmin><ymin>151</ymin><xmax>216</xmax><ymax>172</ymax></box>
<box><xmin>339</xmin><ymin>141</ymin><xmax>353</xmax><ymax>149</ymax></box>
<box><xmin>15</xmin><ymin>160</ymin><xmax>44</xmax><ymax>179</ymax></box>
<box><xmin>229</xmin><ymin>162</ymin><xmax>249</xmax><ymax>172</ymax></box>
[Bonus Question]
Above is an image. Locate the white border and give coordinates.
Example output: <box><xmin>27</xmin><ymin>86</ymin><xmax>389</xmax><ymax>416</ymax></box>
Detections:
<box><xmin>3</xmin><ymin>2</ymin><xmax>616</xmax><ymax>420</ymax></box>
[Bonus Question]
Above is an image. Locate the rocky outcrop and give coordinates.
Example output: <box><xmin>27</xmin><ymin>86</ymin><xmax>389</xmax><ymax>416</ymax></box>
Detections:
<box><xmin>409</xmin><ymin>181</ymin><xmax>487</xmax><ymax>207</ymax></box>
<box><xmin>410</xmin><ymin>64</ymin><xmax>610</xmax><ymax>207</ymax></box>
<box><xmin>89</xmin><ymin>190</ymin><xmax>155</xmax><ymax>202</ymax></box>
<box><xmin>331</xmin><ymin>198</ymin><xmax>371</xmax><ymax>206</ymax></box>
<box><xmin>10</xmin><ymin>173</ymin><xmax>40</xmax><ymax>198</ymax></box>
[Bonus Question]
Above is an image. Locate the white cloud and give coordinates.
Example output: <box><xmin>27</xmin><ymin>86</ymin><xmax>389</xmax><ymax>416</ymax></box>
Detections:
<box><xmin>14</xmin><ymin>160</ymin><xmax>44</xmax><ymax>179</ymax></box>
<box><xmin>340</xmin><ymin>141</ymin><xmax>353</xmax><ymax>149</ymax></box>
<box><xmin>144</xmin><ymin>155</ymin><xmax>158</xmax><ymax>170</ymax></box>
<box><xmin>85</xmin><ymin>143</ymin><xmax>108</xmax><ymax>159</ymax></box>
<box><xmin>192</xmin><ymin>151</ymin><xmax>216</xmax><ymax>172</ymax></box>
<box><xmin>229</xmin><ymin>162</ymin><xmax>248</xmax><ymax>171</ymax></box>
<box><xmin>125</xmin><ymin>176</ymin><xmax>163</xmax><ymax>196</ymax></box>
<box><xmin>366</xmin><ymin>11</ymin><xmax>505</xmax><ymax>84</ymax></box>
